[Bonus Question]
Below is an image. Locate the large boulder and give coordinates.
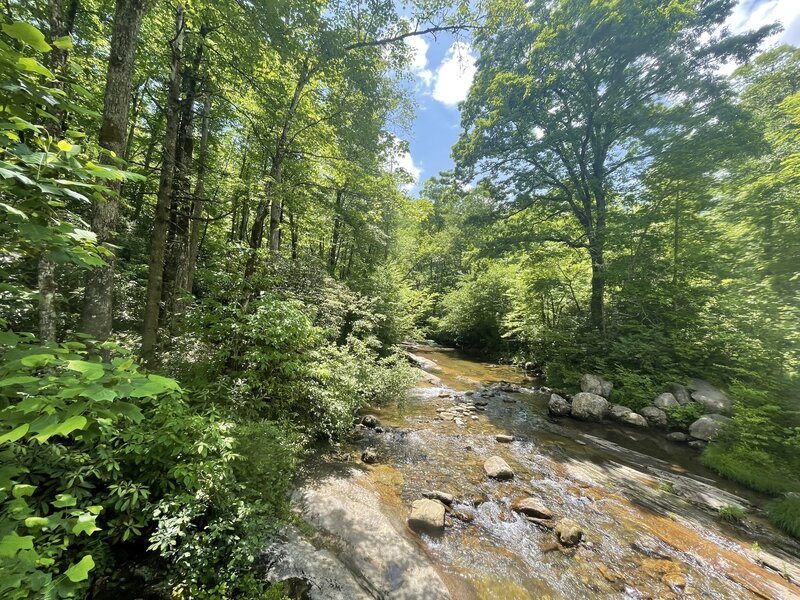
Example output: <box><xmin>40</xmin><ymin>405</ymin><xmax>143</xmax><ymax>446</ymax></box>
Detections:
<box><xmin>621</xmin><ymin>412</ymin><xmax>649</xmax><ymax>428</ymax></box>
<box><xmin>361</xmin><ymin>415</ymin><xmax>380</xmax><ymax>428</ymax></box>
<box><xmin>639</xmin><ymin>406</ymin><xmax>668</xmax><ymax>428</ymax></box>
<box><xmin>548</xmin><ymin>393</ymin><xmax>571</xmax><ymax>417</ymax></box>
<box><xmin>555</xmin><ymin>518</ymin><xmax>583</xmax><ymax>546</ymax></box>
<box><xmin>608</xmin><ymin>404</ymin><xmax>633</xmax><ymax>421</ymax></box>
<box><xmin>484</xmin><ymin>456</ymin><xmax>514</xmax><ymax>480</ymax></box>
<box><xmin>688</xmin><ymin>414</ymin><xmax>732</xmax><ymax>441</ymax></box>
<box><xmin>666</xmin><ymin>432</ymin><xmax>689</xmax><ymax>442</ymax></box>
<box><xmin>687</xmin><ymin>378</ymin><xmax>732</xmax><ymax>414</ymax></box>
<box><xmin>668</xmin><ymin>383</ymin><xmax>692</xmax><ymax>405</ymax></box>
<box><xmin>653</xmin><ymin>393</ymin><xmax>679</xmax><ymax>410</ymax></box>
<box><xmin>408</xmin><ymin>499</ymin><xmax>445</xmax><ymax>535</ymax></box>
<box><xmin>511</xmin><ymin>497</ymin><xmax>553</xmax><ymax>519</ymax></box>
<box><xmin>581</xmin><ymin>374</ymin><xmax>613</xmax><ymax>398</ymax></box>
<box><xmin>422</xmin><ymin>490</ymin><xmax>454</xmax><ymax>506</ymax></box>
<box><xmin>571</xmin><ymin>392</ymin><xmax>609</xmax><ymax>422</ymax></box>
<box><xmin>406</xmin><ymin>352</ymin><xmax>440</xmax><ymax>372</ymax></box>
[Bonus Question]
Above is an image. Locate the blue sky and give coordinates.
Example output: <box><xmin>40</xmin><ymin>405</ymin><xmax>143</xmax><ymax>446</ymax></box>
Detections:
<box><xmin>395</xmin><ymin>0</ymin><xmax>800</xmax><ymax>196</ymax></box>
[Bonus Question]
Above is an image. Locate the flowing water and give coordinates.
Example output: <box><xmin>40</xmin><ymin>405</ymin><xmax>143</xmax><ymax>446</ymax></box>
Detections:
<box><xmin>291</xmin><ymin>346</ymin><xmax>800</xmax><ymax>599</ymax></box>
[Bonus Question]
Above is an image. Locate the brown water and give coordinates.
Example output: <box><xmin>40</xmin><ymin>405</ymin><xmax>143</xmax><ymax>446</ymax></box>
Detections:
<box><xmin>337</xmin><ymin>348</ymin><xmax>800</xmax><ymax>599</ymax></box>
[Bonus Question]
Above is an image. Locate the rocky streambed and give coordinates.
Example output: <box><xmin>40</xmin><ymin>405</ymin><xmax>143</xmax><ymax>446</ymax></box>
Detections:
<box><xmin>265</xmin><ymin>347</ymin><xmax>800</xmax><ymax>599</ymax></box>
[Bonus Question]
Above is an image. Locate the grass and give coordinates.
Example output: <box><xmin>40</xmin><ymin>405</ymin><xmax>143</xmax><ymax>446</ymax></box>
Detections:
<box><xmin>702</xmin><ymin>444</ymin><xmax>800</xmax><ymax>496</ymax></box>
<box><xmin>717</xmin><ymin>504</ymin><xmax>746</xmax><ymax>523</ymax></box>
<box><xmin>766</xmin><ymin>497</ymin><xmax>800</xmax><ymax>539</ymax></box>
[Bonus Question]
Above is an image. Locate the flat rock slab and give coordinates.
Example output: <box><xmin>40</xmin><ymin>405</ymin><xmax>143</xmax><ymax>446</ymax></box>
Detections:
<box><xmin>293</xmin><ymin>473</ymin><xmax>451</xmax><ymax>599</ymax></box>
<box><xmin>266</xmin><ymin>525</ymin><xmax>372</xmax><ymax>600</ymax></box>
<box><xmin>512</xmin><ymin>497</ymin><xmax>553</xmax><ymax>519</ymax></box>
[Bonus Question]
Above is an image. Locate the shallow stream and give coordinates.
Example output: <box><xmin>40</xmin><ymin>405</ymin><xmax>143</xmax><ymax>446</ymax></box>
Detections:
<box><xmin>292</xmin><ymin>346</ymin><xmax>800</xmax><ymax>599</ymax></box>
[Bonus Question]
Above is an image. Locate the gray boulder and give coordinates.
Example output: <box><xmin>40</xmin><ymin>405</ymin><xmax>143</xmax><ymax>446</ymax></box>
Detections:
<box><xmin>688</xmin><ymin>440</ymin><xmax>707</xmax><ymax>450</ymax></box>
<box><xmin>361</xmin><ymin>415</ymin><xmax>380</xmax><ymax>428</ymax></box>
<box><xmin>621</xmin><ymin>412</ymin><xmax>649</xmax><ymax>428</ymax></box>
<box><xmin>653</xmin><ymin>393</ymin><xmax>679</xmax><ymax>410</ymax></box>
<box><xmin>688</xmin><ymin>378</ymin><xmax>732</xmax><ymax>414</ymax></box>
<box><xmin>688</xmin><ymin>414</ymin><xmax>732</xmax><ymax>441</ymax></box>
<box><xmin>608</xmin><ymin>404</ymin><xmax>633</xmax><ymax>421</ymax></box>
<box><xmin>408</xmin><ymin>499</ymin><xmax>445</xmax><ymax>535</ymax></box>
<box><xmin>495</xmin><ymin>434</ymin><xmax>514</xmax><ymax>443</ymax></box>
<box><xmin>361</xmin><ymin>448</ymin><xmax>378</xmax><ymax>464</ymax></box>
<box><xmin>668</xmin><ymin>383</ymin><xmax>692</xmax><ymax>405</ymax></box>
<box><xmin>555</xmin><ymin>518</ymin><xmax>583</xmax><ymax>546</ymax></box>
<box><xmin>548</xmin><ymin>393</ymin><xmax>571</xmax><ymax>417</ymax></box>
<box><xmin>571</xmin><ymin>392</ymin><xmax>609</xmax><ymax>422</ymax></box>
<box><xmin>581</xmin><ymin>374</ymin><xmax>613</xmax><ymax>398</ymax></box>
<box><xmin>484</xmin><ymin>456</ymin><xmax>514</xmax><ymax>480</ymax></box>
<box><xmin>639</xmin><ymin>406</ymin><xmax>668</xmax><ymax>428</ymax></box>
<box><xmin>666</xmin><ymin>432</ymin><xmax>688</xmax><ymax>442</ymax></box>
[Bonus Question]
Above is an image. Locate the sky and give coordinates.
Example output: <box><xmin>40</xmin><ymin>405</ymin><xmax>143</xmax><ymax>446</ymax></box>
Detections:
<box><xmin>394</xmin><ymin>0</ymin><xmax>800</xmax><ymax>196</ymax></box>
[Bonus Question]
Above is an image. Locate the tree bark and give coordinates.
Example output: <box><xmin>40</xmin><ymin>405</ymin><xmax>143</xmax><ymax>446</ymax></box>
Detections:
<box><xmin>328</xmin><ymin>189</ymin><xmax>343</xmax><ymax>274</ymax></box>
<box><xmin>141</xmin><ymin>4</ymin><xmax>184</xmax><ymax>360</ymax></box>
<box><xmin>163</xmin><ymin>27</ymin><xmax>205</xmax><ymax>320</ymax></box>
<box><xmin>80</xmin><ymin>0</ymin><xmax>149</xmax><ymax>340</ymax></box>
<box><xmin>187</xmin><ymin>95</ymin><xmax>211</xmax><ymax>293</ymax></box>
<box><xmin>38</xmin><ymin>0</ymin><xmax>78</xmax><ymax>342</ymax></box>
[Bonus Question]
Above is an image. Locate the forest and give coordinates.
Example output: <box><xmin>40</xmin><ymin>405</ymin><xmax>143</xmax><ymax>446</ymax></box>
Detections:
<box><xmin>0</xmin><ymin>0</ymin><xmax>798</xmax><ymax>598</ymax></box>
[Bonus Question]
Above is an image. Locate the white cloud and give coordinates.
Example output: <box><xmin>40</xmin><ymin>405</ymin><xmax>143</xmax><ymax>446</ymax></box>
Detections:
<box><xmin>386</xmin><ymin>136</ymin><xmax>422</xmax><ymax>191</ymax></box>
<box><xmin>405</xmin><ymin>36</ymin><xmax>434</xmax><ymax>88</ymax></box>
<box><xmin>726</xmin><ymin>0</ymin><xmax>798</xmax><ymax>39</ymax></box>
<box><xmin>717</xmin><ymin>0</ymin><xmax>800</xmax><ymax>74</ymax></box>
<box><xmin>432</xmin><ymin>41</ymin><xmax>477</xmax><ymax>107</ymax></box>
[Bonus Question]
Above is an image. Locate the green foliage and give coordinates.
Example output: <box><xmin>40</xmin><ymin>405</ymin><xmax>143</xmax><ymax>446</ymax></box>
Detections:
<box><xmin>717</xmin><ymin>504</ymin><xmax>746</xmax><ymax>523</ymax></box>
<box><xmin>702</xmin><ymin>444</ymin><xmax>800</xmax><ymax>496</ymax></box>
<box><xmin>665</xmin><ymin>403</ymin><xmax>705</xmax><ymax>430</ymax></box>
<box><xmin>766</xmin><ymin>497</ymin><xmax>800</xmax><ymax>539</ymax></box>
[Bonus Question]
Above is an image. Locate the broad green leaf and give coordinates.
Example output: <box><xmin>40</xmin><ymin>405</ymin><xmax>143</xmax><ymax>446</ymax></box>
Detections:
<box><xmin>72</xmin><ymin>513</ymin><xmax>100</xmax><ymax>536</ymax></box>
<box><xmin>64</xmin><ymin>555</ymin><xmax>94</xmax><ymax>582</ymax></box>
<box><xmin>16</xmin><ymin>57</ymin><xmax>55</xmax><ymax>78</ymax></box>
<box><xmin>0</xmin><ymin>375</ymin><xmax>38</xmax><ymax>387</ymax></box>
<box><xmin>2</xmin><ymin>22</ymin><xmax>51</xmax><ymax>52</ymax></box>
<box><xmin>52</xmin><ymin>36</ymin><xmax>73</xmax><ymax>50</ymax></box>
<box><xmin>12</xmin><ymin>484</ymin><xmax>35</xmax><ymax>498</ymax></box>
<box><xmin>53</xmin><ymin>493</ymin><xmax>76</xmax><ymax>508</ymax></box>
<box><xmin>0</xmin><ymin>533</ymin><xmax>33</xmax><ymax>557</ymax></box>
<box><xmin>0</xmin><ymin>202</ymin><xmax>28</xmax><ymax>219</ymax></box>
<box><xmin>66</xmin><ymin>360</ymin><xmax>104</xmax><ymax>380</ymax></box>
<box><xmin>0</xmin><ymin>424</ymin><xmax>29</xmax><ymax>443</ymax></box>
<box><xmin>33</xmin><ymin>415</ymin><xmax>87</xmax><ymax>442</ymax></box>
<box><xmin>20</xmin><ymin>353</ymin><xmax>54</xmax><ymax>367</ymax></box>
<box><xmin>25</xmin><ymin>516</ymin><xmax>49</xmax><ymax>528</ymax></box>
<box><xmin>112</xmin><ymin>401</ymin><xmax>144</xmax><ymax>422</ymax></box>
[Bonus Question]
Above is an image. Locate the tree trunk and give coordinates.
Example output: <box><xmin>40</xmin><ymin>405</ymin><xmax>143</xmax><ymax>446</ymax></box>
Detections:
<box><xmin>131</xmin><ymin>110</ymin><xmax>161</xmax><ymax>221</ymax></box>
<box><xmin>328</xmin><ymin>189</ymin><xmax>343</xmax><ymax>273</ymax></box>
<box><xmin>187</xmin><ymin>95</ymin><xmax>211</xmax><ymax>293</ymax></box>
<box><xmin>38</xmin><ymin>0</ymin><xmax>78</xmax><ymax>342</ymax></box>
<box><xmin>141</xmin><ymin>4</ymin><xmax>184</xmax><ymax>360</ymax></box>
<box><xmin>80</xmin><ymin>0</ymin><xmax>149</xmax><ymax>340</ymax></box>
<box><xmin>163</xmin><ymin>28</ymin><xmax>205</xmax><ymax>320</ymax></box>
<box><xmin>288</xmin><ymin>211</ymin><xmax>298</xmax><ymax>260</ymax></box>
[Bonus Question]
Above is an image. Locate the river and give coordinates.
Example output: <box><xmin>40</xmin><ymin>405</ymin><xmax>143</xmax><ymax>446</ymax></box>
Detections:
<box><xmin>268</xmin><ymin>346</ymin><xmax>800</xmax><ymax>599</ymax></box>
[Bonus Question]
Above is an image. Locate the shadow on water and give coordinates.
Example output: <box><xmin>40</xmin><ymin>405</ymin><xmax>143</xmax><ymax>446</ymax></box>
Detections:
<box><xmin>299</xmin><ymin>347</ymin><xmax>800</xmax><ymax>599</ymax></box>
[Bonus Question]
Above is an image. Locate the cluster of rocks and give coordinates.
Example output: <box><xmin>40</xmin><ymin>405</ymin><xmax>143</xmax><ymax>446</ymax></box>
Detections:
<box><xmin>548</xmin><ymin>374</ymin><xmax>733</xmax><ymax>449</ymax></box>
<box><xmin>435</xmin><ymin>395</ymin><xmax>485</xmax><ymax>426</ymax></box>
<box><xmin>407</xmin><ymin>453</ymin><xmax>583</xmax><ymax>548</ymax></box>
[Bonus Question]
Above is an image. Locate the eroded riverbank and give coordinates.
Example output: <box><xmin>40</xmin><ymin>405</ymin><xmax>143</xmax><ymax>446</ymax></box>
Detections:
<box><xmin>267</xmin><ymin>347</ymin><xmax>800</xmax><ymax>599</ymax></box>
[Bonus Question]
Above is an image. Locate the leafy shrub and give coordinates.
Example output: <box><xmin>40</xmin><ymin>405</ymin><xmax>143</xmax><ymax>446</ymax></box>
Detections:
<box><xmin>608</xmin><ymin>366</ymin><xmax>661</xmax><ymax>410</ymax></box>
<box><xmin>702</xmin><ymin>444</ymin><xmax>800</xmax><ymax>496</ymax></box>
<box><xmin>665</xmin><ymin>403</ymin><xmax>705</xmax><ymax>430</ymax></box>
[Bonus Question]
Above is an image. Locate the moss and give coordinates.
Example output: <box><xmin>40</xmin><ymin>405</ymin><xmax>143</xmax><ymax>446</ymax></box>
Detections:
<box><xmin>766</xmin><ymin>498</ymin><xmax>800</xmax><ymax>539</ymax></box>
<box><xmin>717</xmin><ymin>504</ymin><xmax>746</xmax><ymax>522</ymax></box>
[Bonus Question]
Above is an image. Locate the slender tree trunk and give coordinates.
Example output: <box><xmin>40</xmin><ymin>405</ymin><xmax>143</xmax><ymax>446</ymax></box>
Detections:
<box><xmin>38</xmin><ymin>0</ymin><xmax>78</xmax><ymax>342</ymax></box>
<box><xmin>288</xmin><ymin>211</ymin><xmax>298</xmax><ymax>260</ymax></box>
<box><xmin>80</xmin><ymin>0</ymin><xmax>149</xmax><ymax>340</ymax></box>
<box><xmin>141</xmin><ymin>5</ymin><xmax>184</xmax><ymax>360</ymax></box>
<box><xmin>131</xmin><ymin>110</ymin><xmax>161</xmax><ymax>221</ymax></box>
<box><xmin>328</xmin><ymin>189</ymin><xmax>343</xmax><ymax>273</ymax></box>
<box><xmin>163</xmin><ymin>28</ymin><xmax>205</xmax><ymax>320</ymax></box>
<box><xmin>187</xmin><ymin>95</ymin><xmax>211</xmax><ymax>293</ymax></box>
